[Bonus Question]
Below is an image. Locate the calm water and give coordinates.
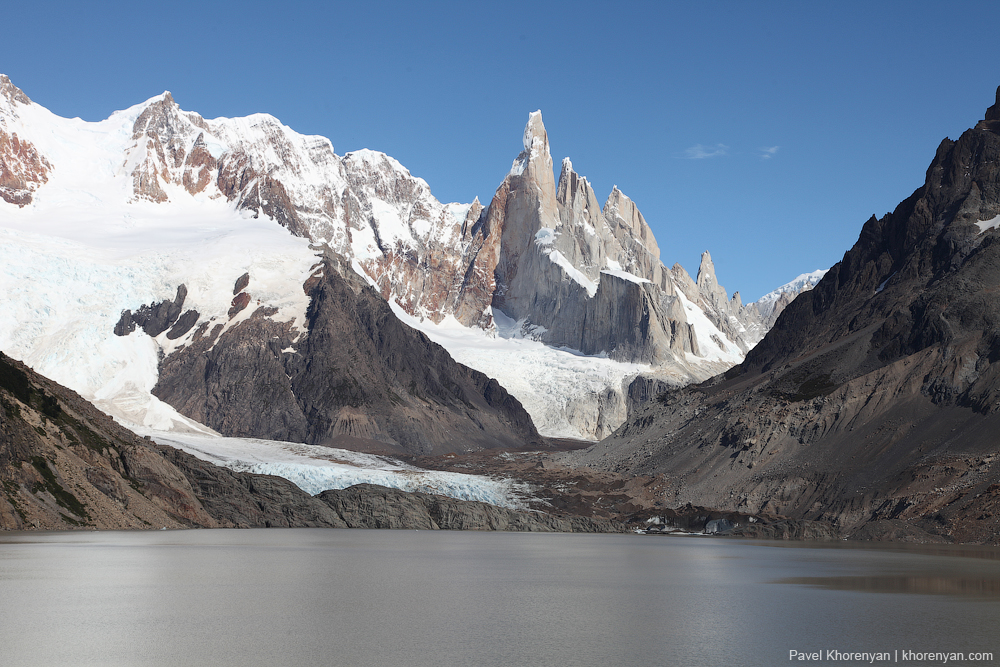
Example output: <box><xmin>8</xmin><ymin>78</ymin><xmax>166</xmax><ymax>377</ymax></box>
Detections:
<box><xmin>1</xmin><ymin>530</ymin><xmax>998</xmax><ymax>666</ymax></box>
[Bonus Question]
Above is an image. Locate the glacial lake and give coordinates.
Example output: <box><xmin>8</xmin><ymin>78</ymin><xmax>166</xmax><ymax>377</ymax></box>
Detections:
<box><xmin>1</xmin><ymin>530</ymin><xmax>998</xmax><ymax>666</ymax></box>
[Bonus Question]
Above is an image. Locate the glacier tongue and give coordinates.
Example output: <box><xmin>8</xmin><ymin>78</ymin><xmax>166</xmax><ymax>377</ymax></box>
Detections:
<box><xmin>140</xmin><ymin>428</ymin><xmax>533</xmax><ymax>509</ymax></box>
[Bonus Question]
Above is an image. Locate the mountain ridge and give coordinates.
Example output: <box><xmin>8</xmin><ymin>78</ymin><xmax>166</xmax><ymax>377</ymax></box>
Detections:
<box><xmin>0</xmin><ymin>74</ymin><xmax>818</xmax><ymax>443</ymax></box>
<box><xmin>570</xmin><ymin>86</ymin><xmax>1000</xmax><ymax>544</ymax></box>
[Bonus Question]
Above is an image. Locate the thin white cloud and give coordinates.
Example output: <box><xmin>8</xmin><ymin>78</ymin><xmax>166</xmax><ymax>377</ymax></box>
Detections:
<box><xmin>759</xmin><ymin>146</ymin><xmax>779</xmax><ymax>159</ymax></box>
<box><xmin>682</xmin><ymin>143</ymin><xmax>728</xmax><ymax>159</ymax></box>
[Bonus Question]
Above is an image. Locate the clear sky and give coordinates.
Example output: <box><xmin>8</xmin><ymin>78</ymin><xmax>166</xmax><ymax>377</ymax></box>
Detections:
<box><xmin>3</xmin><ymin>0</ymin><xmax>999</xmax><ymax>300</ymax></box>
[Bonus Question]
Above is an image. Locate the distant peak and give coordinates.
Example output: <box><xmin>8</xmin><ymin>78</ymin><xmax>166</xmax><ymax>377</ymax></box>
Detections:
<box><xmin>605</xmin><ymin>186</ymin><xmax>631</xmax><ymax>207</ymax></box>
<box><xmin>510</xmin><ymin>110</ymin><xmax>551</xmax><ymax>177</ymax></box>
<box><xmin>697</xmin><ymin>251</ymin><xmax>717</xmax><ymax>285</ymax></box>
<box><xmin>154</xmin><ymin>91</ymin><xmax>175</xmax><ymax>106</ymax></box>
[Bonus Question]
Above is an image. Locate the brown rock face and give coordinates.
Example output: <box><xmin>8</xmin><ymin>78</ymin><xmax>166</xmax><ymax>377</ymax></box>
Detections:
<box><xmin>0</xmin><ymin>130</ymin><xmax>50</xmax><ymax>206</ymax></box>
<box><xmin>574</xmin><ymin>86</ymin><xmax>1000</xmax><ymax>545</ymax></box>
<box><xmin>181</xmin><ymin>133</ymin><xmax>218</xmax><ymax>195</ymax></box>
<box><xmin>128</xmin><ymin>92</ymin><xmax>209</xmax><ymax>202</ymax></box>
<box><xmin>216</xmin><ymin>151</ymin><xmax>309</xmax><ymax>237</ymax></box>
<box><xmin>0</xmin><ymin>77</ymin><xmax>50</xmax><ymax>207</ymax></box>
<box><xmin>228</xmin><ymin>292</ymin><xmax>251</xmax><ymax>318</ymax></box>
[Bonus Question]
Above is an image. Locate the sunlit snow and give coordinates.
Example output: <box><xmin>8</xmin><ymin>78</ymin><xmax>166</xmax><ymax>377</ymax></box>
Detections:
<box><xmin>141</xmin><ymin>428</ymin><xmax>532</xmax><ymax>509</ymax></box>
<box><xmin>388</xmin><ymin>303</ymin><xmax>648</xmax><ymax>440</ymax></box>
<box><xmin>976</xmin><ymin>215</ymin><xmax>1000</xmax><ymax>234</ymax></box>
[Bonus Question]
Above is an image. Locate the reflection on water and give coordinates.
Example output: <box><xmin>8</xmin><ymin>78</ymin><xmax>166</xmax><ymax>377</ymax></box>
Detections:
<box><xmin>754</xmin><ymin>539</ymin><xmax>1000</xmax><ymax>562</ymax></box>
<box><xmin>762</xmin><ymin>540</ymin><xmax>1000</xmax><ymax>599</ymax></box>
<box><xmin>775</xmin><ymin>575</ymin><xmax>1000</xmax><ymax>598</ymax></box>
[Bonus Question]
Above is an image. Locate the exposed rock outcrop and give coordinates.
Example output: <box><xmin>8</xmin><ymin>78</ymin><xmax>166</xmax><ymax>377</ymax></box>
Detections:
<box><xmin>0</xmin><ymin>350</ymin><xmax>341</xmax><ymax>529</ymax></box>
<box><xmin>0</xmin><ymin>75</ymin><xmax>50</xmax><ymax>207</ymax></box>
<box><xmin>318</xmin><ymin>484</ymin><xmax>623</xmax><ymax>532</ymax></box>
<box><xmin>115</xmin><ymin>284</ymin><xmax>189</xmax><ymax>337</ymax></box>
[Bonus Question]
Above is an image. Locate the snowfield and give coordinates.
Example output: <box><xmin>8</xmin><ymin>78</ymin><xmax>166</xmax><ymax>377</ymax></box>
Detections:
<box><xmin>389</xmin><ymin>305</ymin><xmax>649</xmax><ymax>440</ymax></box>
<box><xmin>0</xmin><ymin>207</ymin><xmax>318</xmax><ymax>433</ymax></box>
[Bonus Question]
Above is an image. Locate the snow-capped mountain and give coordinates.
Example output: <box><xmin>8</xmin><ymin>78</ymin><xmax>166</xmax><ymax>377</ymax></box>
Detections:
<box><xmin>0</xmin><ymin>74</ymin><xmax>815</xmax><ymax>441</ymax></box>
<box><xmin>753</xmin><ymin>269</ymin><xmax>827</xmax><ymax>326</ymax></box>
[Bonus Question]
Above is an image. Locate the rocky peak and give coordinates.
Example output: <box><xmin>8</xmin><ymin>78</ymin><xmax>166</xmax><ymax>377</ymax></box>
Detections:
<box><xmin>554</xmin><ymin>157</ymin><xmax>609</xmax><ymax>279</ymax></box>
<box><xmin>600</xmin><ymin>186</ymin><xmax>664</xmax><ymax>287</ymax></box>
<box><xmin>522</xmin><ymin>110</ymin><xmax>548</xmax><ymax>156</ymax></box>
<box><xmin>126</xmin><ymin>92</ymin><xmax>216</xmax><ymax>202</ymax></box>
<box><xmin>696</xmin><ymin>251</ymin><xmax>725</xmax><ymax>298</ymax></box>
<box><xmin>460</xmin><ymin>196</ymin><xmax>484</xmax><ymax>239</ymax></box>
<box><xmin>976</xmin><ymin>85</ymin><xmax>1000</xmax><ymax>133</ymax></box>
<box><xmin>0</xmin><ymin>74</ymin><xmax>31</xmax><ymax>110</ymax></box>
<box><xmin>603</xmin><ymin>187</ymin><xmax>661</xmax><ymax>261</ymax></box>
<box><xmin>509</xmin><ymin>111</ymin><xmax>556</xmax><ymax>204</ymax></box>
<box><xmin>131</xmin><ymin>92</ymin><xmax>212</xmax><ymax>147</ymax></box>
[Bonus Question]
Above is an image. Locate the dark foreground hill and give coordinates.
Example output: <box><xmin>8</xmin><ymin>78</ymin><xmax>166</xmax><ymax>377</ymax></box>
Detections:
<box><xmin>0</xmin><ymin>352</ymin><xmax>618</xmax><ymax>532</ymax></box>
<box><xmin>571</xmin><ymin>87</ymin><xmax>1000</xmax><ymax>545</ymax></box>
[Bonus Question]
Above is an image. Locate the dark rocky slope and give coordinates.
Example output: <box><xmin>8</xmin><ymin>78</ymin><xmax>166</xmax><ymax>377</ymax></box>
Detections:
<box><xmin>0</xmin><ymin>350</ymin><xmax>345</xmax><ymax>529</ymax></box>
<box><xmin>150</xmin><ymin>249</ymin><xmax>541</xmax><ymax>456</ymax></box>
<box><xmin>2</xmin><ymin>351</ymin><xmax>616</xmax><ymax>532</ymax></box>
<box><xmin>571</xmin><ymin>87</ymin><xmax>1000</xmax><ymax>545</ymax></box>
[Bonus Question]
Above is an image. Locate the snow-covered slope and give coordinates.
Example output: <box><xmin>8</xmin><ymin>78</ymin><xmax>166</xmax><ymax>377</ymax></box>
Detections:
<box><xmin>0</xmin><ymin>194</ymin><xmax>316</xmax><ymax>433</ymax></box>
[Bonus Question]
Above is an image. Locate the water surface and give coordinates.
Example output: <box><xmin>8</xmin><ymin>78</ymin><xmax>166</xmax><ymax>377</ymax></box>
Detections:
<box><xmin>1</xmin><ymin>530</ymin><xmax>998</xmax><ymax>666</ymax></box>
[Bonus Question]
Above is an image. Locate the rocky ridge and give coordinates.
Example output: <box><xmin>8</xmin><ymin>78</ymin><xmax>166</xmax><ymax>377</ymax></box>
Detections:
<box><xmin>570</xmin><ymin>87</ymin><xmax>1000</xmax><ymax>545</ymax></box>
<box><xmin>486</xmin><ymin>112</ymin><xmax>764</xmax><ymax>370</ymax></box>
<box><xmin>0</xmin><ymin>76</ymin><xmax>774</xmax><ymax>366</ymax></box>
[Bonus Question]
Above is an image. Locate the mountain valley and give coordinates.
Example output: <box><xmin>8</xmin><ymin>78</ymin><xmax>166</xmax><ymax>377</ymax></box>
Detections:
<box><xmin>6</xmin><ymin>73</ymin><xmax>996</xmax><ymax>543</ymax></box>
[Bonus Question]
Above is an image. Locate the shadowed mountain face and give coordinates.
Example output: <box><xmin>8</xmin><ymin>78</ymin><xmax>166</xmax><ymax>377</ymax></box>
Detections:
<box><xmin>151</xmin><ymin>251</ymin><xmax>541</xmax><ymax>456</ymax></box>
<box><xmin>574</xmin><ymin>87</ymin><xmax>1000</xmax><ymax>545</ymax></box>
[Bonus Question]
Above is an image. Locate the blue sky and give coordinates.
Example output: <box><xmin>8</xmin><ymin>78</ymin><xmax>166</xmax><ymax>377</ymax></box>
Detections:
<box><xmin>3</xmin><ymin>1</ymin><xmax>999</xmax><ymax>300</ymax></box>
